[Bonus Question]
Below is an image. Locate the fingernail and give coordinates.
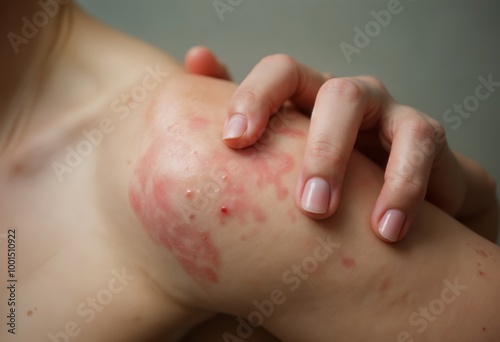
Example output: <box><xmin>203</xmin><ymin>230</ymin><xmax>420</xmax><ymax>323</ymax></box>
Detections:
<box><xmin>301</xmin><ymin>177</ymin><xmax>331</xmax><ymax>214</ymax></box>
<box><xmin>223</xmin><ymin>115</ymin><xmax>247</xmax><ymax>139</ymax></box>
<box><xmin>378</xmin><ymin>210</ymin><xmax>405</xmax><ymax>242</ymax></box>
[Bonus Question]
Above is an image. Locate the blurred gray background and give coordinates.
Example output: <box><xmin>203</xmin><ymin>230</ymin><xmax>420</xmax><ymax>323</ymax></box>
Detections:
<box><xmin>77</xmin><ymin>0</ymin><xmax>500</xmax><ymax>238</ymax></box>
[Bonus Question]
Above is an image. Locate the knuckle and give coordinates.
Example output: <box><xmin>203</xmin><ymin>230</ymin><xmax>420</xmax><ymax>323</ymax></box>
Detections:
<box><xmin>308</xmin><ymin>135</ymin><xmax>347</xmax><ymax>168</ymax></box>
<box><xmin>428</xmin><ymin>119</ymin><xmax>446</xmax><ymax>143</ymax></box>
<box><xmin>261</xmin><ymin>53</ymin><xmax>296</xmax><ymax>68</ymax></box>
<box><xmin>321</xmin><ymin>78</ymin><xmax>363</xmax><ymax>102</ymax></box>
<box><xmin>362</xmin><ymin>75</ymin><xmax>387</xmax><ymax>92</ymax></box>
<box><xmin>232</xmin><ymin>88</ymin><xmax>259</xmax><ymax>105</ymax></box>
<box><xmin>407</xmin><ymin>117</ymin><xmax>436</xmax><ymax>141</ymax></box>
<box><xmin>399</xmin><ymin>107</ymin><xmax>448</xmax><ymax>151</ymax></box>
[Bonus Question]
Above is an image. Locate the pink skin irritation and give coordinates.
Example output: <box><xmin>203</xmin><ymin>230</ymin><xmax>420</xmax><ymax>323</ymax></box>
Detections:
<box><xmin>467</xmin><ymin>243</ymin><xmax>494</xmax><ymax>279</ymax></box>
<box><xmin>187</xmin><ymin>115</ymin><xmax>211</xmax><ymax>131</ymax></box>
<box><xmin>341</xmin><ymin>257</ymin><xmax>356</xmax><ymax>269</ymax></box>
<box><xmin>129</xmin><ymin>136</ymin><xmax>221</xmax><ymax>283</ymax></box>
<box><xmin>379</xmin><ymin>278</ymin><xmax>390</xmax><ymax>293</ymax></box>
<box><xmin>475</xmin><ymin>249</ymin><xmax>489</xmax><ymax>258</ymax></box>
<box><xmin>129</xmin><ymin>116</ymin><xmax>296</xmax><ymax>282</ymax></box>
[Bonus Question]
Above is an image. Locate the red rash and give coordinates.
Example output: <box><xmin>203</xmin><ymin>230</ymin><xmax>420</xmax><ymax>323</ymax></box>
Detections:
<box><xmin>341</xmin><ymin>257</ymin><xmax>356</xmax><ymax>268</ymax></box>
<box><xmin>379</xmin><ymin>278</ymin><xmax>390</xmax><ymax>293</ymax></box>
<box><xmin>475</xmin><ymin>249</ymin><xmax>489</xmax><ymax>258</ymax></box>
<box><xmin>129</xmin><ymin>136</ymin><xmax>221</xmax><ymax>283</ymax></box>
<box><xmin>129</xmin><ymin>116</ymin><xmax>296</xmax><ymax>283</ymax></box>
<box><xmin>187</xmin><ymin>116</ymin><xmax>211</xmax><ymax>131</ymax></box>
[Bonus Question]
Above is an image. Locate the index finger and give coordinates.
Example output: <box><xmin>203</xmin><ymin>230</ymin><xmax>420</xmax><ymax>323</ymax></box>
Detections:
<box><xmin>185</xmin><ymin>46</ymin><xmax>231</xmax><ymax>81</ymax></box>
<box><xmin>222</xmin><ymin>54</ymin><xmax>327</xmax><ymax>148</ymax></box>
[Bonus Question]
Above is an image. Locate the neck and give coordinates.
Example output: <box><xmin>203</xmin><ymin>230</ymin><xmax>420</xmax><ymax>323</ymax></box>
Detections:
<box><xmin>0</xmin><ymin>1</ymin><xmax>73</xmax><ymax>154</ymax></box>
<box><xmin>1</xmin><ymin>2</ymin><xmax>183</xmax><ymax>159</ymax></box>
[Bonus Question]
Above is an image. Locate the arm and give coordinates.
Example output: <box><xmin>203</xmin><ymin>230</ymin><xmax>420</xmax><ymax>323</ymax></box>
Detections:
<box><xmin>126</xmin><ymin>74</ymin><xmax>500</xmax><ymax>341</ymax></box>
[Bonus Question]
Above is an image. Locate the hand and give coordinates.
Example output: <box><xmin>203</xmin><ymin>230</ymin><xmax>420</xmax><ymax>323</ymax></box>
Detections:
<box><xmin>184</xmin><ymin>46</ymin><xmax>231</xmax><ymax>80</ymax></box>
<box><xmin>185</xmin><ymin>48</ymin><xmax>498</xmax><ymax>243</ymax></box>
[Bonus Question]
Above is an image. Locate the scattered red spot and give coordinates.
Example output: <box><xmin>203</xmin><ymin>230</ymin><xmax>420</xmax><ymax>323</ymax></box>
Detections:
<box><xmin>379</xmin><ymin>278</ymin><xmax>391</xmax><ymax>292</ymax></box>
<box><xmin>478</xmin><ymin>270</ymin><xmax>486</xmax><ymax>277</ymax></box>
<box><xmin>129</xmin><ymin>118</ymin><xmax>297</xmax><ymax>281</ymax></box>
<box><xmin>476</xmin><ymin>249</ymin><xmax>489</xmax><ymax>258</ymax></box>
<box><xmin>27</xmin><ymin>310</ymin><xmax>33</xmax><ymax>317</ymax></box>
<box><xmin>341</xmin><ymin>257</ymin><xmax>356</xmax><ymax>268</ymax></box>
<box><xmin>124</xmin><ymin>94</ymin><xmax>133</xmax><ymax>106</ymax></box>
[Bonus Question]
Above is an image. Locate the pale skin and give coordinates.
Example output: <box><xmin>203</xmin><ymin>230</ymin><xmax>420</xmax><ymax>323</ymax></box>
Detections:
<box><xmin>0</xmin><ymin>2</ymin><xmax>499</xmax><ymax>342</ymax></box>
